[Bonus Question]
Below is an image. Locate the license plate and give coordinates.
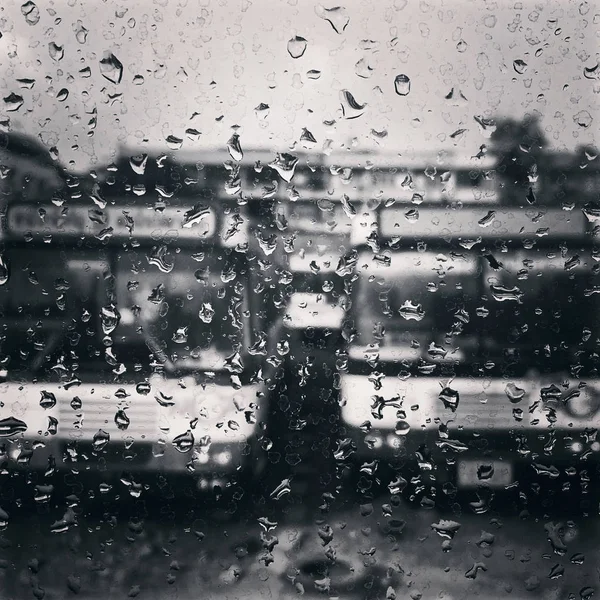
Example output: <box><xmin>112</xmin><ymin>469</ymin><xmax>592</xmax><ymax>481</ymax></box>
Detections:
<box><xmin>457</xmin><ymin>460</ymin><xmax>514</xmax><ymax>488</ymax></box>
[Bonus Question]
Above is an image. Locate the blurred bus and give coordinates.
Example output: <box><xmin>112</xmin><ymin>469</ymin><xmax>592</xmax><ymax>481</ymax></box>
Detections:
<box><xmin>0</xmin><ymin>152</ymin><xmax>283</xmax><ymax>497</ymax></box>
<box><xmin>338</xmin><ymin>154</ymin><xmax>600</xmax><ymax>511</ymax></box>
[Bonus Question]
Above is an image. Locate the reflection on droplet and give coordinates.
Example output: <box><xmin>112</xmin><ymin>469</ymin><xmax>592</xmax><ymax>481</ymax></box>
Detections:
<box><xmin>513</xmin><ymin>59</ymin><xmax>527</xmax><ymax>74</ymax></box>
<box><xmin>269</xmin><ymin>153</ymin><xmax>299</xmax><ymax>182</ymax></box>
<box><xmin>173</xmin><ymin>430</ymin><xmax>194</xmax><ymax>453</ymax></box>
<box><xmin>394</xmin><ymin>74</ymin><xmax>411</xmax><ymax>96</ymax></box>
<box><xmin>21</xmin><ymin>1</ymin><xmax>40</xmax><ymax>25</ymax></box>
<box><xmin>505</xmin><ymin>382</ymin><xmax>525</xmax><ymax>403</ymax></box>
<box><xmin>339</xmin><ymin>89</ymin><xmax>366</xmax><ymax>119</ymax></box>
<box><xmin>0</xmin><ymin>254</ymin><xmax>9</xmax><ymax>285</ymax></box>
<box><xmin>49</xmin><ymin>42</ymin><xmax>64</xmax><ymax>61</ymax></box>
<box><xmin>92</xmin><ymin>429</ymin><xmax>110</xmax><ymax>451</ymax></box>
<box><xmin>287</xmin><ymin>36</ymin><xmax>307</xmax><ymax>59</ymax></box>
<box><xmin>355</xmin><ymin>58</ymin><xmax>374</xmax><ymax>78</ymax></box>
<box><xmin>227</xmin><ymin>133</ymin><xmax>243</xmax><ymax>161</ymax></box>
<box><xmin>40</xmin><ymin>390</ymin><xmax>57</xmax><ymax>410</ymax></box>
<box><xmin>114</xmin><ymin>409</ymin><xmax>130</xmax><ymax>431</ymax></box>
<box><xmin>75</xmin><ymin>20</ymin><xmax>88</xmax><ymax>43</ymax></box>
<box><xmin>490</xmin><ymin>284</ymin><xmax>523</xmax><ymax>303</ymax></box>
<box><xmin>3</xmin><ymin>93</ymin><xmax>24</xmax><ymax>112</ymax></box>
<box><xmin>0</xmin><ymin>416</ymin><xmax>27</xmax><ymax>437</ymax></box>
<box><xmin>183</xmin><ymin>203</ymin><xmax>211</xmax><ymax>228</ymax></box>
<box><xmin>255</xmin><ymin>103</ymin><xmax>270</xmax><ymax>120</ymax></box>
<box><xmin>270</xmin><ymin>478</ymin><xmax>292</xmax><ymax>499</ymax></box>
<box><xmin>166</xmin><ymin>135</ymin><xmax>183</xmax><ymax>150</ymax></box>
<box><xmin>147</xmin><ymin>245</ymin><xmax>174</xmax><ymax>273</ymax></box>
<box><xmin>300</xmin><ymin>128</ymin><xmax>317</xmax><ymax>148</ymax></box>
<box><xmin>99</xmin><ymin>52</ymin><xmax>123</xmax><ymax>84</ymax></box>
<box><xmin>398</xmin><ymin>300</ymin><xmax>425</xmax><ymax>321</ymax></box>
<box><xmin>439</xmin><ymin>386</ymin><xmax>460</xmax><ymax>412</ymax></box>
<box><xmin>315</xmin><ymin>5</ymin><xmax>350</xmax><ymax>33</ymax></box>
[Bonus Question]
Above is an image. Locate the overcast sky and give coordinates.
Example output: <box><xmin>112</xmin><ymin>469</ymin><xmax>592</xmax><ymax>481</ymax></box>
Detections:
<box><xmin>1</xmin><ymin>0</ymin><xmax>598</xmax><ymax>171</ymax></box>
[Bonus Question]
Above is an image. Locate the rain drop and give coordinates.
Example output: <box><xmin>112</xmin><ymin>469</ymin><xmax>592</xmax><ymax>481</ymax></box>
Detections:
<box><xmin>227</xmin><ymin>133</ymin><xmax>243</xmax><ymax>161</ymax></box>
<box><xmin>315</xmin><ymin>5</ymin><xmax>349</xmax><ymax>33</ymax></box>
<box><xmin>339</xmin><ymin>89</ymin><xmax>366</xmax><ymax>119</ymax></box>
<box><xmin>49</xmin><ymin>42</ymin><xmax>64</xmax><ymax>61</ymax></box>
<box><xmin>0</xmin><ymin>254</ymin><xmax>9</xmax><ymax>285</ymax></box>
<box><xmin>21</xmin><ymin>1</ymin><xmax>40</xmax><ymax>25</ymax></box>
<box><xmin>99</xmin><ymin>52</ymin><xmax>123</xmax><ymax>84</ymax></box>
<box><xmin>3</xmin><ymin>93</ymin><xmax>24</xmax><ymax>112</ymax></box>
<box><xmin>513</xmin><ymin>59</ymin><xmax>527</xmax><ymax>74</ymax></box>
<box><xmin>287</xmin><ymin>36</ymin><xmax>308</xmax><ymax>59</ymax></box>
<box><xmin>114</xmin><ymin>409</ymin><xmax>130</xmax><ymax>431</ymax></box>
<box><xmin>173</xmin><ymin>430</ymin><xmax>194</xmax><ymax>453</ymax></box>
<box><xmin>394</xmin><ymin>74</ymin><xmax>411</xmax><ymax>96</ymax></box>
<box><xmin>0</xmin><ymin>417</ymin><xmax>27</xmax><ymax>437</ymax></box>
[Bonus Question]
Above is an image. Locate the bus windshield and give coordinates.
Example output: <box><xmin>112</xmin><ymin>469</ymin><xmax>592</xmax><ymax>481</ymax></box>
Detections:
<box><xmin>351</xmin><ymin>251</ymin><xmax>480</xmax><ymax>363</ymax></box>
<box><xmin>115</xmin><ymin>250</ymin><xmax>249</xmax><ymax>372</ymax></box>
<box><xmin>0</xmin><ymin>247</ymin><xmax>250</xmax><ymax>379</ymax></box>
<box><xmin>350</xmin><ymin>248</ymin><xmax>600</xmax><ymax>374</ymax></box>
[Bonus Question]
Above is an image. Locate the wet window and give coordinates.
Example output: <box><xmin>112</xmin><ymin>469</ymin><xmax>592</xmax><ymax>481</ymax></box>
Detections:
<box><xmin>0</xmin><ymin>1</ymin><xmax>599</xmax><ymax>599</ymax></box>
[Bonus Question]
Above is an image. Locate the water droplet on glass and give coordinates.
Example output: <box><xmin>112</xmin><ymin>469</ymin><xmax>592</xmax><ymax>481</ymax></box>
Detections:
<box><xmin>287</xmin><ymin>36</ymin><xmax>307</xmax><ymax>59</ymax></box>
<box><xmin>0</xmin><ymin>254</ymin><xmax>9</xmax><ymax>285</ymax></box>
<box><xmin>136</xmin><ymin>381</ymin><xmax>151</xmax><ymax>395</ymax></box>
<box><xmin>147</xmin><ymin>245</ymin><xmax>174</xmax><ymax>273</ymax></box>
<box><xmin>40</xmin><ymin>390</ymin><xmax>57</xmax><ymax>410</ymax></box>
<box><xmin>166</xmin><ymin>134</ymin><xmax>183</xmax><ymax>150</ymax></box>
<box><xmin>505</xmin><ymin>383</ymin><xmax>525</xmax><ymax>403</ymax></box>
<box><xmin>99</xmin><ymin>52</ymin><xmax>123</xmax><ymax>84</ymax></box>
<box><xmin>269</xmin><ymin>153</ymin><xmax>299</xmax><ymax>182</ymax></box>
<box><xmin>255</xmin><ymin>103</ymin><xmax>270</xmax><ymax>120</ymax></box>
<box><xmin>3</xmin><ymin>93</ymin><xmax>24</xmax><ymax>112</ymax></box>
<box><xmin>225</xmin><ymin>134</ymin><xmax>243</xmax><ymax>163</ymax></box>
<box><xmin>21</xmin><ymin>1</ymin><xmax>40</xmax><ymax>25</ymax></box>
<box><xmin>199</xmin><ymin>302</ymin><xmax>215</xmax><ymax>323</ymax></box>
<box><xmin>398</xmin><ymin>300</ymin><xmax>425</xmax><ymax>321</ymax></box>
<box><xmin>0</xmin><ymin>416</ymin><xmax>27</xmax><ymax>437</ymax></box>
<box><xmin>355</xmin><ymin>58</ymin><xmax>373</xmax><ymax>78</ymax></box>
<box><xmin>490</xmin><ymin>284</ymin><xmax>523</xmax><ymax>303</ymax></box>
<box><xmin>129</xmin><ymin>153</ymin><xmax>147</xmax><ymax>175</ymax></box>
<box><xmin>75</xmin><ymin>20</ymin><xmax>88</xmax><ymax>43</ymax></box>
<box><xmin>335</xmin><ymin>249</ymin><xmax>358</xmax><ymax>276</ymax></box>
<box><xmin>92</xmin><ymin>429</ymin><xmax>110</xmax><ymax>451</ymax></box>
<box><xmin>395</xmin><ymin>421</ymin><xmax>411</xmax><ymax>435</ymax></box>
<box><xmin>101</xmin><ymin>304</ymin><xmax>121</xmax><ymax>335</ymax></box>
<box><xmin>513</xmin><ymin>59</ymin><xmax>527</xmax><ymax>74</ymax></box>
<box><xmin>56</xmin><ymin>88</ymin><xmax>69</xmax><ymax>102</ymax></box>
<box><xmin>270</xmin><ymin>478</ymin><xmax>292</xmax><ymax>500</ymax></box>
<box><xmin>49</xmin><ymin>42</ymin><xmax>64</xmax><ymax>61</ymax></box>
<box><xmin>114</xmin><ymin>409</ymin><xmax>130</xmax><ymax>431</ymax></box>
<box><xmin>182</xmin><ymin>203</ymin><xmax>211</xmax><ymax>228</ymax></box>
<box><xmin>583</xmin><ymin>202</ymin><xmax>600</xmax><ymax>222</ymax></box>
<box><xmin>173</xmin><ymin>430</ymin><xmax>194</xmax><ymax>453</ymax></box>
<box><xmin>574</xmin><ymin>110</ymin><xmax>593</xmax><ymax>129</ymax></box>
<box><xmin>439</xmin><ymin>386</ymin><xmax>460</xmax><ymax>412</ymax></box>
<box><xmin>478</xmin><ymin>210</ymin><xmax>496</xmax><ymax>227</ymax></box>
<box><xmin>339</xmin><ymin>89</ymin><xmax>366</xmax><ymax>119</ymax></box>
<box><xmin>300</xmin><ymin>128</ymin><xmax>317</xmax><ymax>149</ymax></box>
<box><xmin>315</xmin><ymin>5</ymin><xmax>349</xmax><ymax>33</ymax></box>
<box><xmin>473</xmin><ymin>115</ymin><xmax>497</xmax><ymax>137</ymax></box>
<box><xmin>172</xmin><ymin>326</ymin><xmax>188</xmax><ymax>344</ymax></box>
<box><xmin>394</xmin><ymin>74</ymin><xmax>411</xmax><ymax>96</ymax></box>
<box><xmin>307</xmin><ymin>70</ymin><xmax>321</xmax><ymax>80</ymax></box>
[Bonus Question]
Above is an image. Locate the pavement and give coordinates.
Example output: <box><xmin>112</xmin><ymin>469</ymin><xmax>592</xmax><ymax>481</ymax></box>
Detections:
<box><xmin>2</xmin><ymin>484</ymin><xmax>600</xmax><ymax>600</ymax></box>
